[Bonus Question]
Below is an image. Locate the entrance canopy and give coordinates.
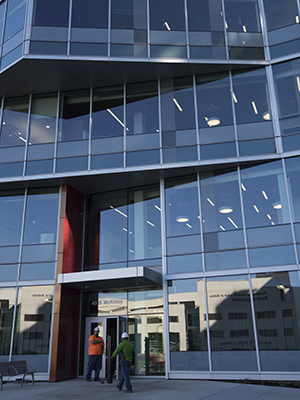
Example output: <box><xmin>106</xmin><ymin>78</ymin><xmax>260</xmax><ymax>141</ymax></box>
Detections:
<box><xmin>58</xmin><ymin>266</ymin><xmax>162</xmax><ymax>291</ymax></box>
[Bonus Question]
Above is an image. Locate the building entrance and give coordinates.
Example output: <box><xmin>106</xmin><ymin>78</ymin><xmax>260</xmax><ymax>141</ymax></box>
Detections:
<box><xmin>84</xmin><ymin>316</ymin><xmax>127</xmax><ymax>379</ymax></box>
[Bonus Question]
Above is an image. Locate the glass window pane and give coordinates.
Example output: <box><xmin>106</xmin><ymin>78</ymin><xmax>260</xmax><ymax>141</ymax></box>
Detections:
<box><xmin>232</xmin><ymin>69</ymin><xmax>272</xmax><ymax>126</ymax></box>
<box><xmin>0</xmin><ymin>264</ymin><xmax>18</xmax><ymax>281</ymax></box>
<box><xmin>167</xmin><ymin>234</ymin><xmax>201</xmax><ymax>255</ymax></box>
<box><xmin>249</xmin><ymin>245</ymin><xmax>296</xmax><ymax>267</ymax></box>
<box><xmin>205</xmin><ymin>249</ymin><xmax>247</xmax><ymax>271</ymax></box>
<box><xmin>23</xmin><ymin>189</ymin><xmax>59</xmax><ymax>245</ymax></box>
<box><xmin>126</xmin><ymin>149</ymin><xmax>160</xmax><ymax>167</ymax></box>
<box><xmin>30</xmin><ymin>41</ymin><xmax>67</xmax><ymax>55</ymax></box>
<box><xmin>187</xmin><ymin>0</ymin><xmax>223</xmax><ymax>32</ymax></box>
<box><xmin>0</xmin><ymin>287</ymin><xmax>16</xmax><ymax>361</ymax></box>
<box><xmin>12</xmin><ymin>286</ymin><xmax>54</xmax><ymax>372</ymax></box>
<box><xmin>163</xmin><ymin>146</ymin><xmax>198</xmax><ymax>163</ymax></box>
<box><xmin>4</xmin><ymin>0</ymin><xmax>27</xmax><ymax>41</ymax></box>
<box><xmin>29</xmin><ymin>94</ymin><xmax>57</xmax><ymax>144</ymax></box>
<box><xmin>285</xmin><ymin>157</ymin><xmax>300</xmax><ymax>222</ymax></box>
<box><xmin>247</xmin><ymin>224</ymin><xmax>293</xmax><ymax>247</ymax></box>
<box><xmin>128</xmin><ymin>288</ymin><xmax>163</xmax><ymax>314</ymax></box>
<box><xmin>0</xmin><ymin>96</ymin><xmax>29</xmax><ymax>148</ymax></box>
<box><xmin>0</xmin><ymin>191</ymin><xmax>24</xmax><ymax>246</ymax></box>
<box><xmin>168</xmin><ymin>279</ymin><xmax>209</xmax><ymax>371</ymax></box>
<box><xmin>251</xmin><ymin>271</ymin><xmax>300</xmax><ymax>371</ymax></box>
<box><xmin>264</xmin><ymin>0</ymin><xmax>299</xmax><ymax>31</ymax></box>
<box><xmin>128</xmin><ymin>186</ymin><xmax>161</xmax><ymax>261</ymax></box>
<box><xmin>56</xmin><ymin>156</ymin><xmax>88</xmax><ymax>173</ymax></box>
<box><xmin>167</xmin><ymin>253</ymin><xmax>203</xmax><ymax>274</ymax></box>
<box><xmin>58</xmin><ymin>90</ymin><xmax>90</xmax><ymax>142</ymax></box>
<box><xmin>33</xmin><ymin>0</ymin><xmax>70</xmax><ymax>27</ymax></box>
<box><xmin>92</xmin><ymin>85</ymin><xmax>124</xmax><ymax>139</ymax></box>
<box><xmin>240</xmin><ymin>160</ymin><xmax>290</xmax><ymax>228</ymax></box>
<box><xmin>19</xmin><ymin>262</ymin><xmax>55</xmax><ymax>280</ymax></box>
<box><xmin>26</xmin><ymin>159</ymin><xmax>54</xmax><ymax>175</ymax></box>
<box><xmin>21</xmin><ymin>244</ymin><xmax>56</xmax><ymax>262</ymax></box>
<box><xmin>224</xmin><ymin>0</ymin><xmax>261</xmax><ymax>32</ymax></box>
<box><xmin>91</xmin><ymin>153</ymin><xmax>123</xmax><ymax>170</ymax></box>
<box><xmin>200</xmin><ymin>142</ymin><xmax>237</xmax><ymax>159</ymax></box>
<box><xmin>150</xmin><ymin>0</ymin><xmax>186</xmax><ymax>31</ymax></box>
<box><xmin>71</xmin><ymin>0</ymin><xmax>108</xmax><ymax>28</ymax></box>
<box><xmin>161</xmin><ymin>77</ymin><xmax>196</xmax><ymax>145</ymax></box>
<box><xmin>165</xmin><ymin>176</ymin><xmax>200</xmax><ymax>238</ymax></box>
<box><xmin>111</xmin><ymin>0</ymin><xmax>147</xmax><ymax>30</ymax></box>
<box><xmin>207</xmin><ymin>276</ymin><xmax>257</xmax><ymax>371</ymax></box>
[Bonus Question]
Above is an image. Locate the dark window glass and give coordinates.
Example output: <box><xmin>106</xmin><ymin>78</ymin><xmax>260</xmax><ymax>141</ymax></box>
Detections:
<box><xmin>1</xmin><ymin>45</ymin><xmax>23</xmax><ymax>69</ymax></box>
<box><xmin>238</xmin><ymin>138</ymin><xmax>276</xmax><ymax>156</ymax></box>
<box><xmin>126</xmin><ymin>149</ymin><xmax>160</xmax><ymax>166</ymax></box>
<box><xmin>56</xmin><ymin>156</ymin><xmax>88</xmax><ymax>172</ymax></box>
<box><xmin>71</xmin><ymin>0</ymin><xmax>108</xmax><ymax>28</ymax></box>
<box><xmin>0</xmin><ymin>96</ymin><xmax>29</xmax><ymax>148</ymax></box>
<box><xmin>149</xmin><ymin>0</ymin><xmax>186</xmax><ymax>31</ymax></box>
<box><xmin>91</xmin><ymin>153</ymin><xmax>123</xmax><ymax>170</ymax></box>
<box><xmin>263</xmin><ymin>0</ymin><xmax>299</xmax><ymax>31</ymax></box>
<box><xmin>30</xmin><ymin>41</ymin><xmax>67</xmax><ymax>55</ymax></box>
<box><xmin>29</xmin><ymin>94</ymin><xmax>57</xmax><ymax>144</ymax></box>
<box><xmin>0</xmin><ymin>162</ymin><xmax>24</xmax><ymax>177</ymax></box>
<box><xmin>270</xmin><ymin>39</ymin><xmax>300</xmax><ymax>59</ymax></box>
<box><xmin>58</xmin><ymin>90</ymin><xmax>90</xmax><ymax>142</ymax></box>
<box><xmin>70</xmin><ymin>43</ymin><xmax>107</xmax><ymax>56</ymax></box>
<box><xmin>200</xmin><ymin>142</ymin><xmax>237</xmax><ymax>159</ymax></box>
<box><xmin>150</xmin><ymin>45</ymin><xmax>187</xmax><ymax>58</ymax></box>
<box><xmin>224</xmin><ymin>0</ymin><xmax>261</xmax><ymax>32</ymax></box>
<box><xmin>111</xmin><ymin>0</ymin><xmax>147</xmax><ymax>29</ymax></box>
<box><xmin>285</xmin><ymin>157</ymin><xmax>300</xmax><ymax>223</ymax></box>
<box><xmin>163</xmin><ymin>146</ymin><xmax>198</xmax><ymax>163</ymax></box>
<box><xmin>4</xmin><ymin>0</ymin><xmax>27</xmax><ymax>41</ymax></box>
<box><xmin>0</xmin><ymin>287</ymin><xmax>16</xmax><ymax>359</ymax></box>
<box><xmin>33</xmin><ymin>0</ymin><xmax>70</xmax><ymax>27</ymax></box>
<box><xmin>92</xmin><ymin>85</ymin><xmax>124</xmax><ymax>138</ymax></box>
<box><xmin>228</xmin><ymin>46</ymin><xmax>265</xmax><ymax>60</ymax></box>
<box><xmin>187</xmin><ymin>0</ymin><xmax>223</xmax><ymax>31</ymax></box>
<box><xmin>26</xmin><ymin>160</ymin><xmax>54</xmax><ymax>175</ymax></box>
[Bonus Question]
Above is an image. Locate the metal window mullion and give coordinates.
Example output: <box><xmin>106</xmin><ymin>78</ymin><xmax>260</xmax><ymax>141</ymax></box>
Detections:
<box><xmin>193</xmin><ymin>75</ymin><xmax>200</xmax><ymax>160</ymax></box>
<box><xmin>147</xmin><ymin>0</ymin><xmax>150</xmax><ymax>58</ymax></box>
<box><xmin>184</xmin><ymin>0</ymin><xmax>189</xmax><ymax>59</ymax></box>
<box><xmin>197</xmin><ymin>173</ymin><xmax>205</xmax><ymax>271</ymax></box>
<box><xmin>47</xmin><ymin>285</ymin><xmax>56</xmax><ymax>375</ymax></box>
<box><xmin>8</xmin><ymin>286</ymin><xmax>19</xmax><ymax>361</ymax></box>
<box><xmin>0</xmin><ymin>0</ymin><xmax>8</xmax><ymax>58</ymax></box>
<box><xmin>237</xmin><ymin>166</ymin><xmax>250</xmax><ymax>269</ymax></box>
<box><xmin>54</xmin><ymin>91</ymin><xmax>60</xmax><ymax>173</ymax></box>
<box><xmin>18</xmin><ymin>187</ymin><xmax>28</xmax><ymax>280</ymax></box>
<box><xmin>281</xmin><ymin>158</ymin><xmax>299</xmax><ymax>265</ymax></box>
<box><xmin>258</xmin><ymin>0</ymin><xmax>270</xmax><ymax>61</ymax></box>
<box><xmin>123</xmin><ymin>83</ymin><xmax>126</xmax><ymax>167</ymax></box>
<box><xmin>229</xmin><ymin>70</ymin><xmax>240</xmax><ymax>156</ymax></box>
<box><xmin>67</xmin><ymin>0</ymin><xmax>73</xmax><ymax>55</ymax></box>
<box><xmin>204</xmin><ymin>277</ymin><xmax>212</xmax><ymax>372</ymax></box>
<box><xmin>158</xmin><ymin>79</ymin><xmax>163</xmax><ymax>164</ymax></box>
<box><xmin>221</xmin><ymin>0</ymin><xmax>229</xmax><ymax>60</ymax></box>
<box><xmin>88</xmin><ymin>87</ymin><xmax>92</xmax><ymax>171</ymax></box>
<box><xmin>23</xmin><ymin>93</ymin><xmax>32</xmax><ymax>176</ymax></box>
<box><xmin>108</xmin><ymin>0</ymin><xmax>111</xmax><ymax>56</ymax></box>
<box><xmin>248</xmin><ymin>273</ymin><xmax>261</xmax><ymax>372</ymax></box>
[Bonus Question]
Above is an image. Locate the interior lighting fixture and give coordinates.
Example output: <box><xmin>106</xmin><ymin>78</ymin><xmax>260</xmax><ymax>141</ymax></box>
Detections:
<box><xmin>241</xmin><ymin>183</ymin><xmax>246</xmax><ymax>191</ymax></box>
<box><xmin>147</xmin><ymin>220</ymin><xmax>155</xmax><ymax>227</ymax></box>
<box><xmin>173</xmin><ymin>98</ymin><xmax>183</xmax><ymax>111</ymax></box>
<box><xmin>220</xmin><ymin>226</ymin><xmax>225</xmax><ymax>231</ymax></box>
<box><xmin>219</xmin><ymin>206</ymin><xmax>233</xmax><ymax>214</ymax></box>
<box><xmin>273</xmin><ymin>202</ymin><xmax>282</xmax><ymax>210</ymax></box>
<box><xmin>230</xmin><ymin>90</ymin><xmax>238</xmax><ymax>103</ymax></box>
<box><xmin>186</xmin><ymin>223</ymin><xmax>192</xmax><ymax>228</ymax></box>
<box><xmin>207</xmin><ymin>117</ymin><xmax>221</xmax><ymax>127</ymax></box>
<box><xmin>271</xmin><ymin>222</ymin><xmax>275</xmax><ymax>225</ymax></box>
<box><xmin>252</xmin><ymin>101</ymin><xmax>258</xmax><ymax>114</ymax></box>
<box><xmin>107</xmin><ymin>108</ymin><xmax>129</xmax><ymax>131</ymax></box>
<box><xmin>262</xmin><ymin>111</ymin><xmax>271</xmax><ymax>120</ymax></box>
<box><xmin>2</xmin><ymin>121</ymin><xmax>5</xmax><ymax>124</ymax></box>
<box><xmin>253</xmin><ymin>205</ymin><xmax>260</xmax><ymax>213</ymax></box>
<box><xmin>242</xmin><ymin>25</ymin><xmax>247</xmax><ymax>32</ymax></box>
<box><xmin>176</xmin><ymin>216</ymin><xmax>189</xmax><ymax>223</ymax></box>
<box><xmin>207</xmin><ymin>198</ymin><xmax>215</xmax><ymax>206</ymax></box>
<box><xmin>154</xmin><ymin>205</ymin><xmax>161</xmax><ymax>211</ymax></box>
<box><xmin>109</xmin><ymin>205</ymin><xmax>128</xmax><ymax>218</ymax></box>
<box><xmin>46</xmin><ymin>125</ymin><xmax>50</xmax><ymax>129</ymax></box>
<box><xmin>227</xmin><ymin>217</ymin><xmax>238</xmax><ymax>228</ymax></box>
<box><xmin>296</xmin><ymin>15</ymin><xmax>300</xmax><ymax>23</ymax></box>
<box><xmin>297</xmin><ymin>76</ymin><xmax>300</xmax><ymax>92</ymax></box>
<box><xmin>262</xmin><ymin>190</ymin><xmax>268</xmax><ymax>200</ymax></box>
<box><xmin>164</xmin><ymin>21</ymin><xmax>171</xmax><ymax>30</ymax></box>
<box><xmin>267</xmin><ymin>214</ymin><xmax>272</xmax><ymax>220</ymax></box>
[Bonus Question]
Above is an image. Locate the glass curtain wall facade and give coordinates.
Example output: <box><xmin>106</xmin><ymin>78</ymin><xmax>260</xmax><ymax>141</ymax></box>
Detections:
<box><xmin>1</xmin><ymin>0</ymin><xmax>300</xmax><ymax>383</ymax></box>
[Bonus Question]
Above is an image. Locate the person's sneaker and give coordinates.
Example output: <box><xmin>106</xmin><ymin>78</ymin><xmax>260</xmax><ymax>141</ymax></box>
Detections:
<box><xmin>86</xmin><ymin>378</ymin><xmax>92</xmax><ymax>382</ymax></box>
<box><xmin>94</xmin><ymin>377</ymin><xmax>101</xmax><ymax>381</ymax></box>
<box><xmin>126</xmin><ymin>390</ymin><xmax>133</xmax><ymax>393</ymax></box>
<box><xmin>116</xmin><ymin>385</ymin><xmax>122</xmax><ymax>391</ymax></box>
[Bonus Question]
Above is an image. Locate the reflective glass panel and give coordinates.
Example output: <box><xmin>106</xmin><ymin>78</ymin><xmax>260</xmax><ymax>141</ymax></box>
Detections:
<box><xmin>23</xmin><ymin>189</ymin><xmax>59</xmax><ymax>245</ymax></box>
<box><xmin>249</xmin><ymin>245</ymin><xmax>296</xmax><ymax>267</ymax></box>
<box><xmin>207</xmin><ymin>276</ymin><xmax>257</xmax><ymax>371</ymax></box>
<box><xmin>264</xmin><ymin>0</ymin><xmax>299</xmax><ymax>31</ymax></box>
<box><xmin>149</xmin><ymin>0</ymin><xmax>186</xmax><ymax>31</ymax></box>
<box><xmin>92</xmin><ymin>85</ymin><xmax>124</xmax><ymax>138</ymax></box>
<box><xmin>128</xmin><ymin>186</ymin><xmax>161</xmax><ymax>261</ymax></box>
<box><xmin>83</xmin><ymin>291</ymin><xmax>127</xmax><ymax>316</ymax></box>
<box><xmin>196</xmin><ymin>73</ymin><xmax>234</xmax><ymax>140</ymax></box>
<box><xmin>0</xmin><ymin>288</ymin><xmax>16</xmax><ymax>361</ymax></box>
<box><xmin>128</xmin><ymin>288</ymin><xmax>163</xmax><ymax>314</ymax></box>
<box><xmin>167</xmin><ymin>253</ymin><xmax>203</xmax><ymax>274</ymax></box>
<box><xmin>58</xmin><ymin>90</ymin><xmax>90</xmax><ymax>142</ymax></box>
<box><xmin>19</xmin><ymin>262</ymin><xmax>55</xmax><ymax>280</ymax></box>
<box><xmin>224</xmin><ymin>0</ymin><xmax>261</xmax><ymax>32</ymax></box>
<box><xmin>240</xmin><ymin>160</ymin><xmax>290</xmax><ymax>228</ymax></box>
<box><xmin>4</xmin><ymin>0</ymin><xmax>27</xmax><ymax>41</ymax></box>
<box><xmin>165</xmin><ymin>176</ymin><xmax>200</xmax><ymax>238</ymax></box>
<box><xmin>0</xmin><ymin>191</ymin><xmax>24</xmax><ymax>246</ymax></box>
<box><xmin>12</xmin><ymin>286</ymin><xmax>54</xmax><ymax>372</ymax></box>
<box><xmin>126</xmin><ymin>81</ymin><xmax>159</xmax><ymax>148</ymax></box>
<box><xmin>232</xmin><ymin>69</ymin><xmax>273</xmax><ymax>138</ymax></box>
<box><xmin>0</xmin><ymin>96</ymin><xmax>29</xmax><ymax>148</ymax></box>
<box><xmin>187</xmin><ymin>0</ymin><xmax>223</xmax><ymax>31</ymax></box>
<box><xmin>251</xmin><ymin>271</ymin><xmax>300</xmax><ymax>371</ymax></box>
<box><xmin>33</xmin><ymin>0</ymin><xmax>70</xmax><ymax>27</ymax></box>
<box><xmin>285</xmin><ymin>157</ymin><xmax>300</xmax><ymax>222</ymax></box>
<box><xmin>168</xmin><ymin>279</ymin><xmax>209</xmax><ymax>371</ymax></box>
<box><xmin>71</xmin><ymin>0</ymin><xmax>108</xmax><ymax>28</ymax></box>
<box><xmin>161</xmin><ymin>77</ymin><xmax>196</xmax><ymax>147</ymax></box>
<box><xmin>29</xmin><ymin>94</ymin><xmax>57</xmax><ymax>144</ymax></box>
<box><xmin>111</xmin><ymin>0</ymin><xmax>147</xmax><ymax>30</ymax></box>
<box><xmin>0</xmin><ymin>2</ymin><xmax>6</xmax><ymax>44</ymax></box>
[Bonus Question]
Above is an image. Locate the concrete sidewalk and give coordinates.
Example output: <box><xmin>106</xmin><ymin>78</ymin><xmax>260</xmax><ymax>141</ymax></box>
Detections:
<box><xmin>1</xmin><ymin>377</ymin><xmax>300</xmax><ymax>400</ymax></box>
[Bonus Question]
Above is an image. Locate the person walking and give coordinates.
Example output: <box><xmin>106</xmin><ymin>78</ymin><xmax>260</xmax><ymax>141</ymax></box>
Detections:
<box><xmin>111</xmin><ymin>332</ymin><xmax>136</xmax><ymax>393</ymax></box>
<box><xmin>86</xmin><ymin>326</ymin><xmax>105</xmax><ymax>382</ymax></box>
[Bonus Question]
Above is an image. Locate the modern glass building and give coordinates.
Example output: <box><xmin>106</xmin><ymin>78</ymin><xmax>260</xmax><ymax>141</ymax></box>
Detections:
<box><xmin>1</xmin><ymin>0</ymin><xmax>300</xmax><ymax>383</ymax></box>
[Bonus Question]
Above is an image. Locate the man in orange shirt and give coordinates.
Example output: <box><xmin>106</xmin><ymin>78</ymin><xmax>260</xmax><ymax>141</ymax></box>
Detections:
<box><xmin>86</xmin><ymin>326</ymin><xmax>105</xmax><ymax>382</ymax></box>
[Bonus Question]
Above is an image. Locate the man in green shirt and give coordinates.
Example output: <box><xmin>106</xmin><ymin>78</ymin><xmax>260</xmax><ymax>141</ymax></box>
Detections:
<box><xmin>112</xmin><ymin>332</ymin><xmax>136</xmax><ymax>393</ymax></box>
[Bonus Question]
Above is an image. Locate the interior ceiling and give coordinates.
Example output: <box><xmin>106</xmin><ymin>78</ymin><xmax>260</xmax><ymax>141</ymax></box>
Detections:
<box><xmin>0</xmin><ymin>57</ymin><xmax>267</xmax><ymax>97</ymax></box>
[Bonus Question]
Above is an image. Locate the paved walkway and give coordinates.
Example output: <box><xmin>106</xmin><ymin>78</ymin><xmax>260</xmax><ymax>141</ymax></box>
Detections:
<box><xmin>1</xmin><ymin>377</ymin><xmax>300</xmax><ymax>400</ymax></box>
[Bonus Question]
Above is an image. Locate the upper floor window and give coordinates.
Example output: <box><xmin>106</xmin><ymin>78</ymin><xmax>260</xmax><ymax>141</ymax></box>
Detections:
<box><xmin>33</xmin><ymin>0</ymin><xmax>70</xmax><ymax>27</ymax></box>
